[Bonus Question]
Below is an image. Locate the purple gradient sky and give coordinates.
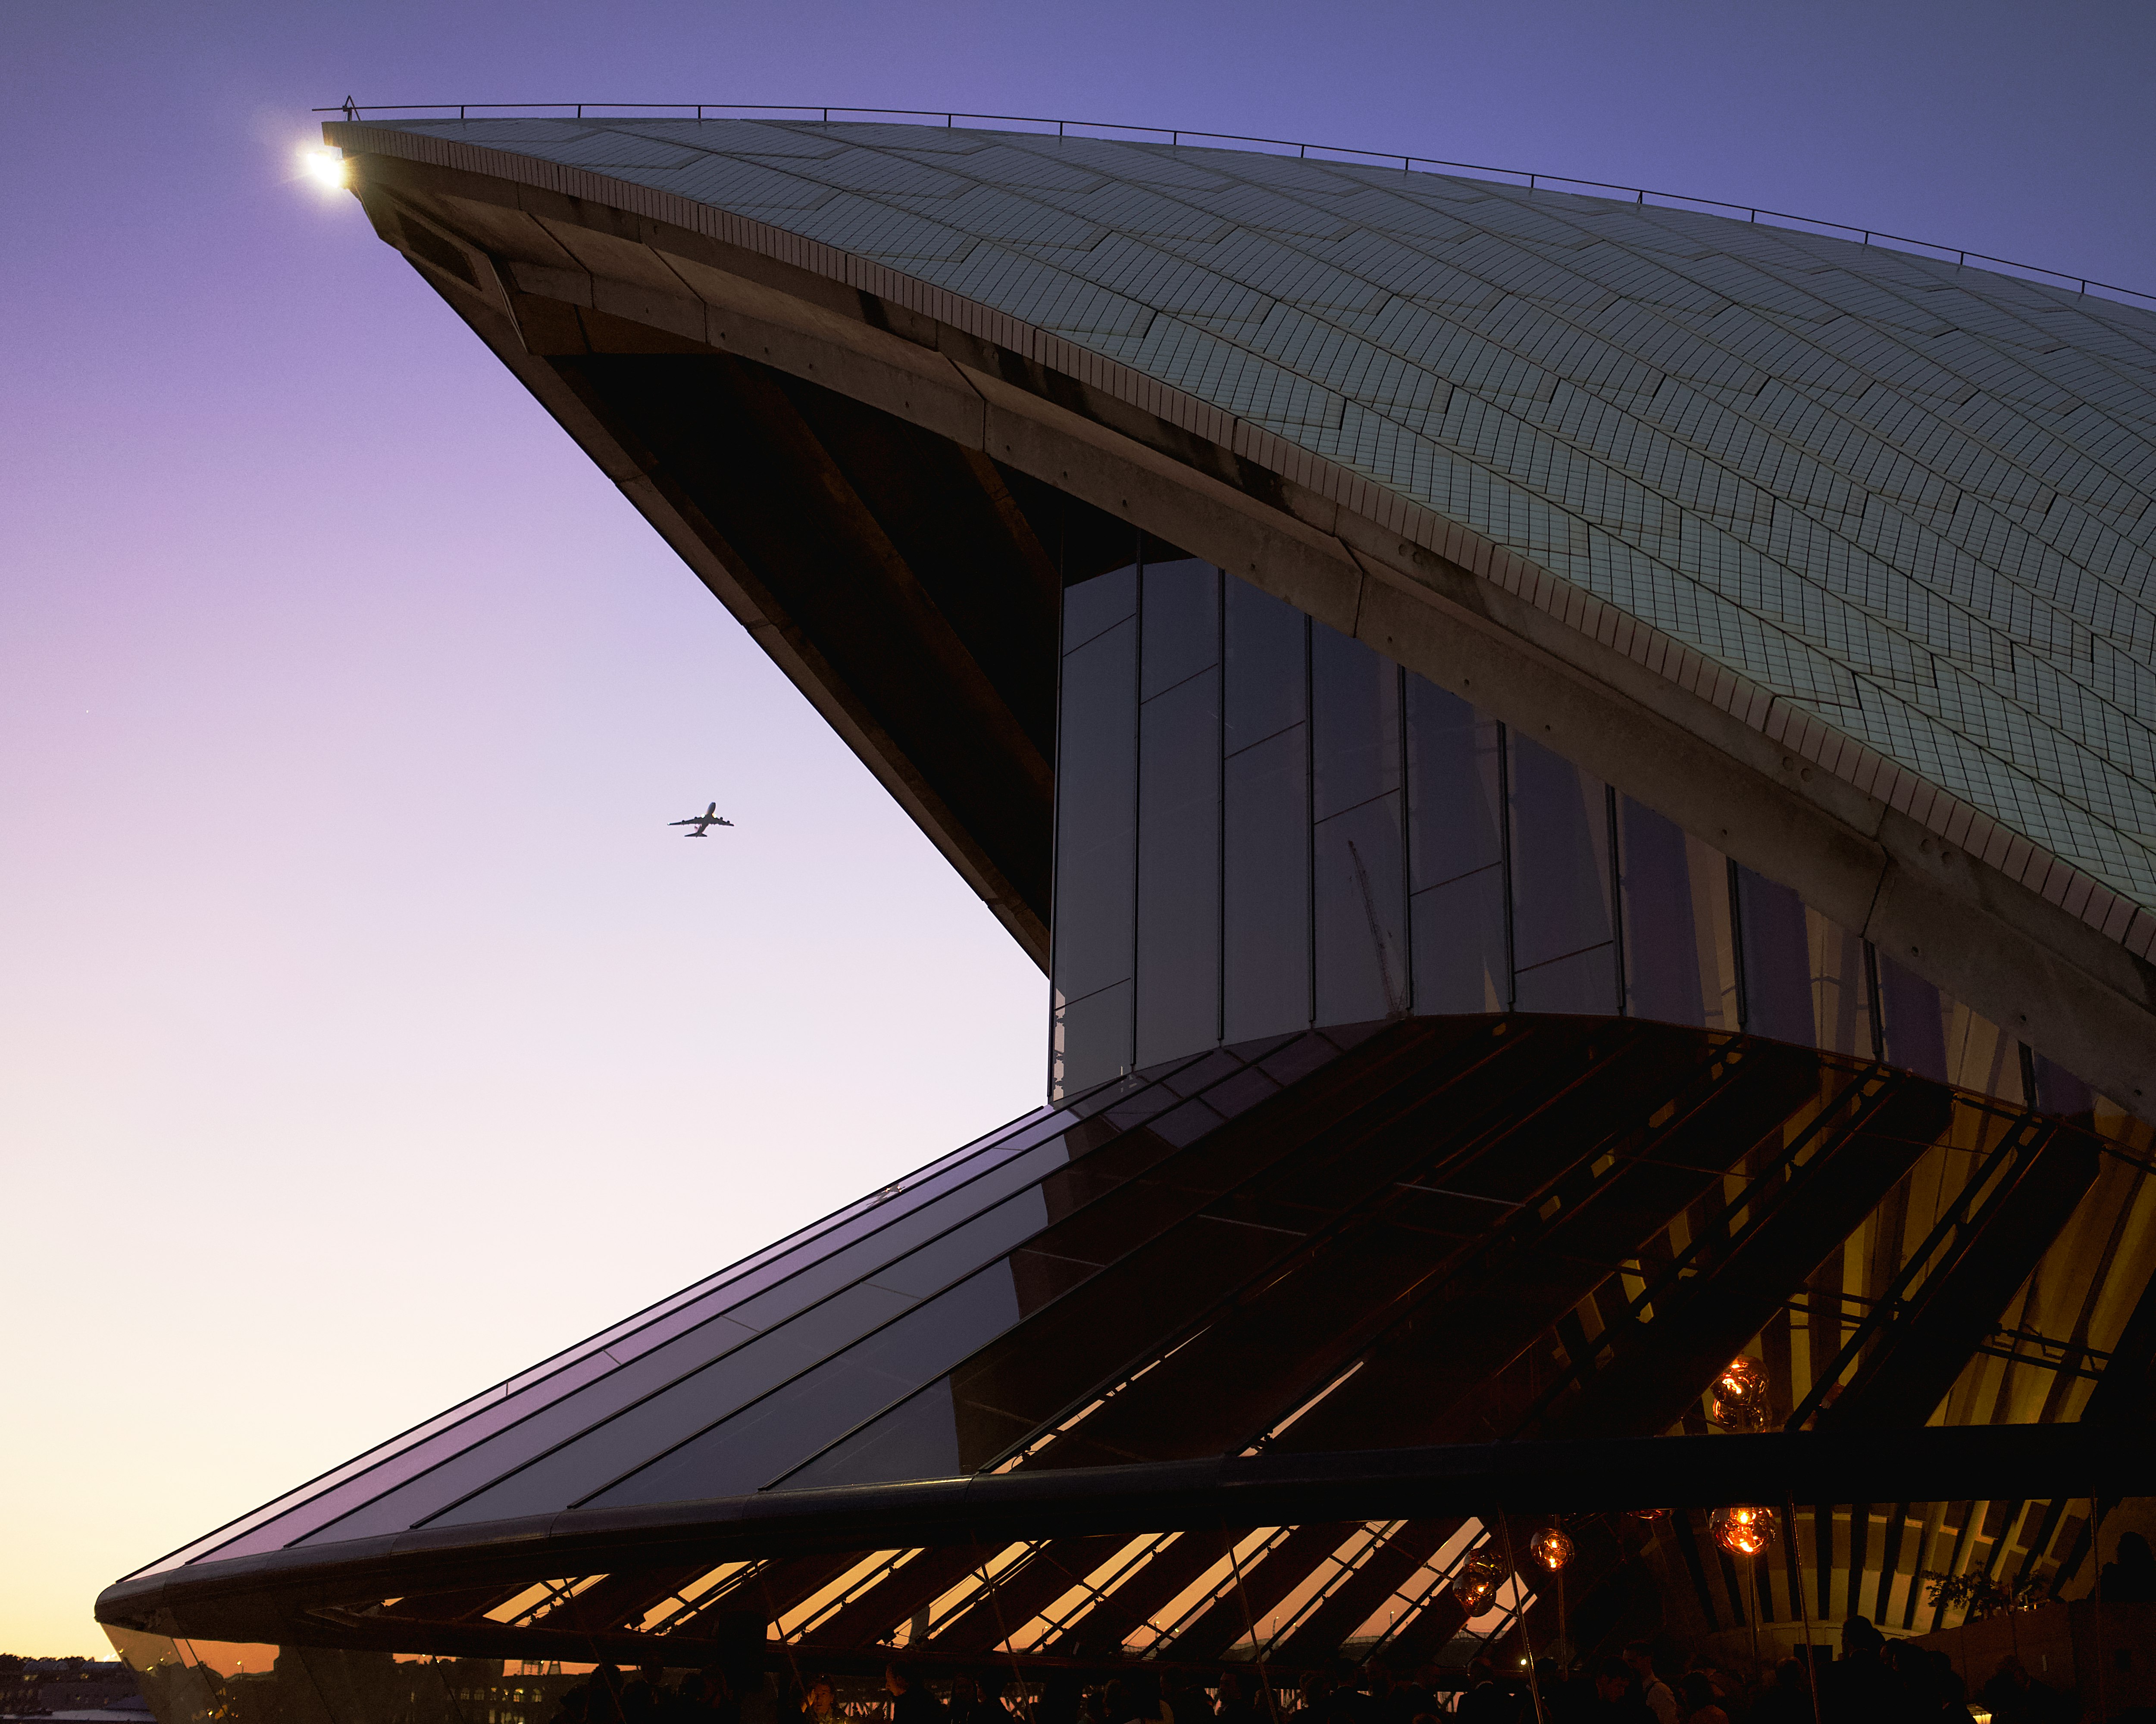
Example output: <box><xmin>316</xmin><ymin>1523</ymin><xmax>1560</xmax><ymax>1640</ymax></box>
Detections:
<box><xmin>5</xmin><ymin>0</ymin><xmax>2153</xmax><ymax>1656</ymax></box>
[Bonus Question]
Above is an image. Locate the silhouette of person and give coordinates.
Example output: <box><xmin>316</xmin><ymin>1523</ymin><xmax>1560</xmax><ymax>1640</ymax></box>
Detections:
<box><xmin>2101</xmin><ymin>1530</ymin><xmax>2156</xmax><ymax>1602</ymax></box>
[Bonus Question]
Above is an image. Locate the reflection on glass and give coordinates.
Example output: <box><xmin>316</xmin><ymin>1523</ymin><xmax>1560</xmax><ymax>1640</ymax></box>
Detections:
<box><xmin>1735</xmin><ymin>866</ymin><xmax>1812</xmax><ymax>1045</ymax></box>
<box><xmin>1618</xmin><ymin>797</ymin><xmax>1737</xmax><ymax>1031</ymax></box>
<box><xmin>1314</xmin><ymin>796</ymin><xmax>1408</xmax><ymax>1023</ymax></box>
<box><xmin>1310</xmin><ymin>622</ymin><xmax>1401</xmax><ymax>821</ymax></box>
<box><xmin>1138</xmin><ymin>664</ymin><xmax>1221</xmax><ymax>1066</ymax></box>
<box><xmin>1064</xmin><ymin>560</ymin><xmax>1137</xmax><ymax>654</ymax></box>
<box><xmin>1941</xmin><ymin>994</ymin><xmax>2019</xmax><ymax>1100</ymax></box>
<box><xmin>1052</xmin><ymin>591</ymin><xmax>1139</xmax><ymax>1010</ymax></box>
<box><xmin>1226</xmin><ymin>578</ymin><xmax>1307</xmax><ymax>751</ymax></box>
<box><xmin>1805</xmin><ymin>905</ymin><xmax>1875</xmax><ymax>1058</ymax></box>
<box><xmin>1509</xmin><ymin>734</ymin><xmax>1616</xmax><ymax>1014</ymax></box>
<box><xmin>1140</xmin><ymin>558</ymin><xmax>1219</xmax><ymax>701</ymax></box>
<box><xmin>1224</xmin><ymin>724</ymin><xmax>1311</xmax><ymax>1043</ymax></box>
<box><xmin>2033</xmin><ymin>1053</ymin><xmax>2094</xmax><ymax>1116</ymax></box>
<box><xmin>1407</xmin><ymin>678</ymin><xmax>1507</xmax><ymax>1013</ymax></box>
<box><xmin>1055</xmin><ymin>980</ymin><xmax>1134</xmax><ymax>1099</ymax></box>
<box><xmin>1878</xmin><ymin>954</ymin><xmax>1949</xmax><ymax>1083</ymax></box>
<box><xmin>1048</xmin><ymin>569</ymin><xmax>2072</xmax><ymax>1116</ymax></box>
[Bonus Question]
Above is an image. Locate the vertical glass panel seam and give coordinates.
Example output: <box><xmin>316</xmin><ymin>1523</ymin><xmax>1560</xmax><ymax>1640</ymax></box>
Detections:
<box><xmin>1497</xmin><ymin>720</ymin><xmax>1516</xmax><ymax>1011</ymax></box>
<box><xmin>1305</xmin><ymin>611</ymin><xmax>1317</xmax><ymax>1029</ymax></box>
<box><xmin>1046</xmin><ymin>507</ymin><xmax>1067</xmax><ymax>1100</ymax></box>
<box><xmin>1606</xmin><ymin>784</ymin><xmax>1628</xmax><ymax>1015</ymax></box>
<box><xmin>1217</xmin><ymin>564</ymin><xmax>1227</xmax><ymax>1048</ymax></box>
<box><xmin>1727</xmin><ymin>856</ymin><xmax>1750</xmax><ymax>1033</ymax></box>
<box><xmin>1397</xmin><ymin>660</ymin><xmax>1414</xmax><ymax>1016</ymax></box>
<box><xmin>1128</xmin><ymin>556</ymin><xmax>1143</xmax><ymax>1080</ymax></box>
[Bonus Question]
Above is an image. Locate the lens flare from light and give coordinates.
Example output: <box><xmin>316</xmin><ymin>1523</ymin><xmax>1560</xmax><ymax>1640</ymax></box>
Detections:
<box><xmin>302</xmin><ymin>148</ymin><xmax>347</xmax><ymax>191</ymax></box>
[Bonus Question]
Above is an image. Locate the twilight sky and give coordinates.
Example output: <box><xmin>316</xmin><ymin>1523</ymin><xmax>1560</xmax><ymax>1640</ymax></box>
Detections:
<box><xmin>4</xmin><ymin>0</ymin><xmax>2154</xmax><ymax>1658</ymax></box>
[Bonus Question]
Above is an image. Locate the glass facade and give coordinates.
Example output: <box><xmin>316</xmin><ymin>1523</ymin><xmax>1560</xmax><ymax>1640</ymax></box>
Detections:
<box><xmin>1053</xmin><ymin>558</ymin><xmax>2043</xmax><ymax>1110</ymax></box>
<box><xmin>103</xmin><ymin>1028</ymin><xmax>2155</xmax><ymax>1686</ymax></box>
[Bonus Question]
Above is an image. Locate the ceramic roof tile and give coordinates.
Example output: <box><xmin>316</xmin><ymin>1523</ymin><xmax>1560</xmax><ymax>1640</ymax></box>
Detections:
<box><xmin>361</xmin><ymin>116</ymin><xmax>2156</xmax><ymax>917</ymax></box>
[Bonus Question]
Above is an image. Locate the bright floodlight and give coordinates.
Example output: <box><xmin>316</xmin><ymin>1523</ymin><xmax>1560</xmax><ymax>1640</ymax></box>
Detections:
<box><xmin>303</xmin><ymin>148</ymin><xmax>346</xmax><ymax>190</ymax></box>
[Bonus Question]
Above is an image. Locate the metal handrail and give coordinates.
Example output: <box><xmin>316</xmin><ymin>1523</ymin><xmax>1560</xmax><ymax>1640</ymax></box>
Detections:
<box><xmin>313</xmin><ymin>98</ymin><xmax>2156</xmax><ymax>309</ymax></box>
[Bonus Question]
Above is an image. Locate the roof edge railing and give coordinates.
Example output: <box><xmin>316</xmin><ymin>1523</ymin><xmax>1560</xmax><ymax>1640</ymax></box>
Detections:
<box><xmin>313</xmin><ymin>100</ymin><xmax>2156</xmax><ymax>311</ymax></box>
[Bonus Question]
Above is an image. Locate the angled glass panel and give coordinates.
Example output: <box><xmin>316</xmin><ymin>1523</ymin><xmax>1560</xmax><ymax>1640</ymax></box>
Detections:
<box><xmin>1618</xmin><ymin>797</ymin><xmax>1737</xmax><ymax>1032</ymax></box>
<box><xmin>421</xmin><ymin>1195</ymin><xmax>1051</xmax><ymax>1526</ymax></box>
<box><xmin>1136</xmin><ymin>660</ymin><xmax>1221</xmax><ymax>1067</ymax></box>
<box><xmin>1052</xmin><ymin>607</ymin><xmax>1139</xmax><ymax>1009</ymax></box>
<box><xmin>2032</xmin><ymin>1054</ymin><xmax>2093</xmax><ymax>1115</ymax></box>
<box><xmin>1139</xmin><ymin>558</ymin><xmax>1219</xmax><ymax>701</ymax></box>
<box><xmin>1878</xmin><ymin>953</ymin><xmax>2025</xmax><ymax>1096</ymax></box>
<box><xmin>1064</xmin><ymin>561</ymin><xmax>1137</xmax><ymax>655</ymax></box>
<box><xmin>1406</xmin><ymin>678</ymin><xmax>1506</xmax><ymax>1013</ymax></box>
<box><xmin>1735</xmin><ymin>865</ymin><xmax>1813</xmax><ymax>1045</ymax></box>
<box><xmin>1314</xmin><ymin>795</ymin><xmax>1408</xmax><ymax>1024</ymax></box>
<box><xmin>1310</xmin><ymin>623</ymin><xmax>1401</xmax><ymax>821</ymax></box>
<box><xmin>1224</xmin><ymin>724</ymin><xmax>1311</xmax><ymax>1043</ymax></box>
<box><xmin>1509</xmin><ymin>736</ymin><xmax>1616</xmax><ymax>1014</ymax></box>
<box><xmin>1224</xmin><ymin>575</ymin><xmax>1306</xmax><ymax>753</ymax></box>
<box><xmin>290</xmin><ymin>1149</ymin><xmax>1081</xmax><ymax>1543</ymax></box>
<box><xmin>1053</xmin><ymin>980</ymin><xmax>1133</xmax><ymax>1100</ymax></box>
<box><xmin>1804</xmin><ymin>906</ymin><xmax>1875</xmax><ymax>1059</ymax></box>
<box><xmin>582</xmin><ymin>1263</ymin><xmax>1026</xmax><ymax>1506</ymax></box>
<box><xmin>1940</xmin><ymin>991</ymin><xmax>2019</xmax><ymax>1101</ymax></box>
<box><xmin>1878</xmin><ymin>954</ymin><xmax>1949</xmax><ymax>1083</ymax></box>
<box><xmin>198</xmin><ymin>1105</ymin><xmax>1075</xmax><ymax>1562</ymax></box>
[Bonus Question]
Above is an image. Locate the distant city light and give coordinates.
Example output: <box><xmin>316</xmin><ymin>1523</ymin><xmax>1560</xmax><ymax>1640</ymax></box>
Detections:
<box><xmin>302</xmin><ymin>148</ymin><xmax>346</xmax><ymax>190</ymax></box>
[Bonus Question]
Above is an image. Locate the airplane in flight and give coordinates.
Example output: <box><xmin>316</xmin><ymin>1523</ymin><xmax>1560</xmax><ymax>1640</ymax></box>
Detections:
<box><xmin>670</xmin><ymin>802</ymin><xmax>735</xmax><ymax>837</ymax></box>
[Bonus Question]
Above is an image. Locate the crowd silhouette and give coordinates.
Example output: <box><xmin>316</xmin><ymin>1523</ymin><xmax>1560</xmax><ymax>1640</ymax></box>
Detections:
<box><xmin>540</xmin><ymin>1609</ymin><xmax>2130</xmax><ymax>1724</ymax></box>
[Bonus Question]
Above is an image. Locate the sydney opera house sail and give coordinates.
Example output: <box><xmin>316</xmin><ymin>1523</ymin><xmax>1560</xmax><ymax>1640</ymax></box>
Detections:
<box><xmin>100</xmin><ymin>113</ymin><xmax>2156</xmax><ymax>1716</ymax></box>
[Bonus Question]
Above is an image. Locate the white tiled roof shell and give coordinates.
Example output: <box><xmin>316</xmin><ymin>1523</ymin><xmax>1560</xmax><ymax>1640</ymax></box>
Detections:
<box><xmin>371</xmin><ymin>118</ymin><xmax>2156</xmax><ymax>938</ymax></box>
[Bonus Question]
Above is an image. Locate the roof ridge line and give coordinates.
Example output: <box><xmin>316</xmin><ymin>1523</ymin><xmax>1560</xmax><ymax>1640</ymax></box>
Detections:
<box><xmin>317</xmin><ymin>105</ymin><xmax>2156</xmax><ymax>312</ymax></box>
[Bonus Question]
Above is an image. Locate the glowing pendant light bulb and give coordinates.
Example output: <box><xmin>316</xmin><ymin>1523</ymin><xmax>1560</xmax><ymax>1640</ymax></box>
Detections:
<box><xmin>1711</xmin><ymin>1505</ymin><xmax>1778</xmax><ymax>1557</ymax></box>
<box><xmin>1451</xmin><ymin>1549</ymin><xmax>1505</xmax><ymax>1614</ymax></box>
<box><xmin>1711</xmin><ymin>1354</ymin><xmax>1773</xmax><ymax>1432</ymax></box>
<box><xmin>1528</xmin><ymin>1527</ymin><xmax>1574</xmax><ymax>1571</ymax></box>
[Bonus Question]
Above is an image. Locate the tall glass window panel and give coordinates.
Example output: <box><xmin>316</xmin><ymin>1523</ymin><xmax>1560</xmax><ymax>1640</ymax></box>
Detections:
<box><xmin>1734</xmin><ymin>866</ymin><xmax>1813</xmax><ymax>1045</ymax></box>
<box><xmin>1064</xmin><ymin>556</ymin><xmax>1138</xmax><ymax>653</ymax></box>
<box><xmin>1140</xmin><ymin>558</ymin><xmax>1220</xmax><ymax>701</ymax></box>
<box><xmin>1879</xmin><ymin>956</ymin><xmax>2018</xmax><ymax>1102</ymax></box>
<box><xmin>1225</xmin><ymin>575</ymin><xmax>1307</xmax><ymax>754</ymax></box>
<box><xmin>2031</xmin><ymin>1054</ymin><xmax>2095</xmax><ymax>1117</ymax></box>
<box><xmin>1224</xmin><ymin>723</ymin><xmax>1311</xmax><ymax>1043</ymax></box>
<box><xmin>1136</xmin><ymin>663</ymin><xmax>1222</xmax><ymax>1068</ymax></box>
<box><xmin>1051</xmin><ymin>568</ymin><xmax>1139</xmax><ymax>1096</ymax></box>
<box><xmin>1311</xmin><ymin>625</ymin><xmax>1407</xmax><ymax>1024</ymax></box>
<box><xmin>1223</xmin><ymin>575</ymin><xmax>1312</xmax><ymax>1042</ymax></box>
<box><xmin>1314</xmin><ymin>793</ymin><xmax>1408</xmax><ymax>1025</ymax></box>
<box><xmin>1942</xmin><ymin>993</ymin><xmax>2018</xmax><ymax>1101</ymax></box>
<box><xmin>1877</xmin><ymin>955</ymin><xmax>1949</xmax><ymax>1083</ymax></box>
<box><xmin>1053</xmin><ymin>980</ymin><xmax>1133</xmax><ymax>1101</ymax></box>
<box><xmin>1311</xmin><ymin>621</ymin><xmax>1402</xmax><ymax>821</ymax></box>
<box><xmin>1806</xmin><ymin>908</ymin><xmax>1875</xmax><ymax>1058</ymax></box>
<box><xmin>1618</xmin><ymin>797</ymin><xmax>1737</xmax><ymax>1031</ymax></box>
<box><xmin>1406</xmin><ymin>677</ymin><xmax>1508</xmax><ymax>1013</ymax></box>
<box><xmin>1509</xmin><ymin>734</ymin><xmax>1617</xmax><ymax>1014</ymax></box>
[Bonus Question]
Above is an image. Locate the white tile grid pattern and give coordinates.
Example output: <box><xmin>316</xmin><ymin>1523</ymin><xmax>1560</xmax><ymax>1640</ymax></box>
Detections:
<box><xmin>328</xmin><ymin>119</ymin><xmax>2156</xmax><ymax>961</ymax></box>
